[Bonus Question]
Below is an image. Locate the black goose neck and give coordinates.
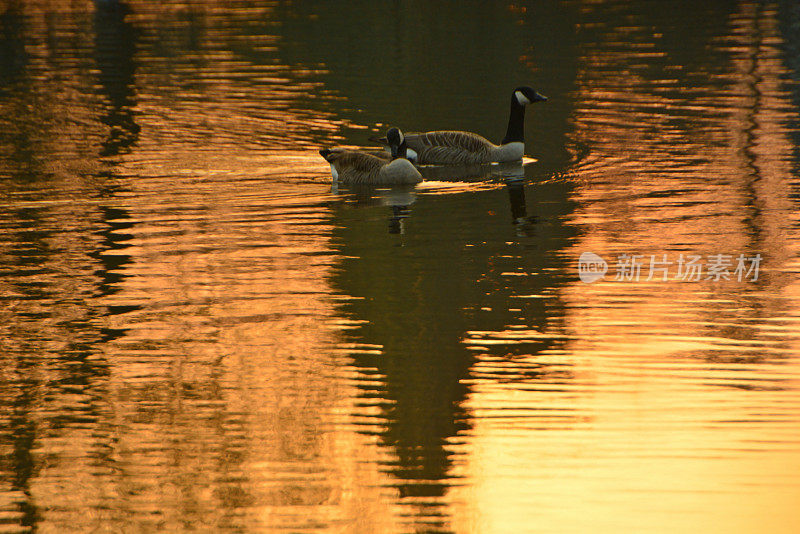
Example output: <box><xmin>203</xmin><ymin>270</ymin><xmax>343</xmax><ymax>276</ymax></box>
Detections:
<box><xmin>501</xmin><ymin>97</ymin><xmax>526</xmax><ymax>145</ymax></box>
<box><xmin>392</xmin><ymin>141</ymin><xmax>408</xmax><ymax>160</ymax></box>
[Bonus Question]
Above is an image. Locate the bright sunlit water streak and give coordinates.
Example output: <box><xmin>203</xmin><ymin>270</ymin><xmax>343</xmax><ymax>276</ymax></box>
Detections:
<box><xmin>1</xmin><ymin>1</ymin><xmax>800</xmax><ymax>533</ymax></box>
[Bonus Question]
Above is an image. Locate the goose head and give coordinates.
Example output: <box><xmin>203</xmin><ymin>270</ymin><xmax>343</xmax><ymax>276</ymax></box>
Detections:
<box><xmin>319</xmin><ymin>147</ymin><xmax>344</xmax><ymax>163</ymax></box>
<box><xmin>513</xmin><ymin>86</ymin><xmax>548</xmax><ymax>106</ymax></box>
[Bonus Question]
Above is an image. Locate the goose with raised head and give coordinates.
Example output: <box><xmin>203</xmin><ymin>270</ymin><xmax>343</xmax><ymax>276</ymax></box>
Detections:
<box><xmin>320</xmin><ymin>128</ymin><xmax>422</xmax><ymax>185</ymax></box>
<box><xmin>373</xmin><ymin>86</ymin><xmax>547</xmax><ymax>165</ymax></box>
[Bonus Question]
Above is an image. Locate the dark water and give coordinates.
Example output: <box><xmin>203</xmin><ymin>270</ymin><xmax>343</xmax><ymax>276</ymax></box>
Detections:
<box><xmin>1</xmin><ymin>1</ymin><xmax>800</xmax><ymax>532</ymax></box>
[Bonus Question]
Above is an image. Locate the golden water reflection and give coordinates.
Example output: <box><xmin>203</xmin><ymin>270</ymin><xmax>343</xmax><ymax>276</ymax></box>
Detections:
<box><xmin>453</xmin><ymin>2</ymin><xmax>800</xmax><ymax>532</ymax></box>
<box><xmin>1</xmin><ymin>1</ymin><xmax>800</xmax><ymax>533</ymax></box>
<box><xmin>0</xmin><ymin>2</ymin><xmax>394</xmax><ymax>531</ymax></box>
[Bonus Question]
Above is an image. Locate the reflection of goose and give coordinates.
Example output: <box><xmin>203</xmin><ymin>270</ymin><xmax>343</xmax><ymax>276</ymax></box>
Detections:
<box><xmin>372</xmin><ymin>87</ymin><xmax>547</xmax><ymax>165</ymax></box>
<box><xmin>320</xmin><ymin>128</ymin><xmax>422</xmax><ymax>185</ymax></box>
<box><xmin>332</xmin><ymin>182</ymin><xmax>417</xmax><ymax>235</ymax></box>
<box><xmin>505</xmin><ymin>174</ymin><xmax>538</xmax><ymax>236</ymax></box>
<box><xmin>388</xmin><ymin>205</ymin><xmax>409</xmax><ymax>235</ymax></box>
<box><xmin>381</xmin><ymin>188</ymin><xmax>416</xmax><ymax>235</ymax></box>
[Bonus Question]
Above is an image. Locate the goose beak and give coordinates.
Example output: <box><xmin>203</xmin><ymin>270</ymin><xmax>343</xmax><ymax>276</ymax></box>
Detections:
<box><xmin>533</xmin><ymin>92</ymin><xmax>548</xmax><ymax>103</ymax></box>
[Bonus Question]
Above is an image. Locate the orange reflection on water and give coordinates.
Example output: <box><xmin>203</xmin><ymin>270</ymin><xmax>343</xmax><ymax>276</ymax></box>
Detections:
<box><xmin>15</xmin><ymin>158</ymin><xmax>404</xmax><ymax>531</ymax></box>
<box><xmin>0</xmin><ymin>2</ymin><xmax>397</xmax><ymax>531</ymax></box>
<box><xmin>452</xmin><ymin>2</ymin><xmax>800</xmax><ymax>533</ymax></box>
<box><xmin>3</xmin><ymin>1</ymin><xmax>800</xmax><ymax>532</ymax></box>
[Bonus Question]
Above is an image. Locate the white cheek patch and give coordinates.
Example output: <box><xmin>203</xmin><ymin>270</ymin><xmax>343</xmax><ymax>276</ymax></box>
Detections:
<box><xmin>329</xmin><ymin>164</ymin><xmax>338</xmax><ymax>180</ymax></box>
<box><xmin>514</xmin><ymin>90</ymin><xmax>531</xmax><ymax>105</ymax></box>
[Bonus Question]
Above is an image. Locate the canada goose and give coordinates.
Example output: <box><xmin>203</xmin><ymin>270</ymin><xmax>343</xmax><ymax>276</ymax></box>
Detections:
<box><xmin>372</xmin><ymin>86</ymin><xmax>547</xmax><ymax>165</ymax></box>
<box><xmin>320</xmin><ymin>128</ymin><xmax>422</xmax><ymax>185</ymax></box>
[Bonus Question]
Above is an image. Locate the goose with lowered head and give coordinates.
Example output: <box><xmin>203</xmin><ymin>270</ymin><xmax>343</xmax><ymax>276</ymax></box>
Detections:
<box><xmin>319</xmin><ymin>128</ymin><xmax>422</xmax><ymax>185</ymax></box>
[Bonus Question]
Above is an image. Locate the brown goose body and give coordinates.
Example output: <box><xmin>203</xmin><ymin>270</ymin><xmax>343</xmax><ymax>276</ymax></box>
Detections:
<box><xmin>402</xmin><ymin>131</ymin><xmax>523</xmax><ymax>165</ymax></box>
<box><xmin>373</xmin><ymin>86</ymin><xmax>547</xmax><ymax>165</ymax></box>
<box><xmin>320</xmin><ymin>148</ymin><xmax>422</xmax><ymax>185</ymax></box>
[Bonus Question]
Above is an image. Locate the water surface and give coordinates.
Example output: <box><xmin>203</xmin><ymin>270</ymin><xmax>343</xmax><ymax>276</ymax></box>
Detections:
<box><xmin>1</xmin><ymin>1</ymin><xmax>800</xmax><ymax>533</ymax></box>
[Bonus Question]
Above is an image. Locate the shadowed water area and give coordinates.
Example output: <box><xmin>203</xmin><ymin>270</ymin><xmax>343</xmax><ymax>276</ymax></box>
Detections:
<box><xmin>1</xmin><ymin>1</ymin><xmax>800</xmax><ymax>532</ymax></box>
